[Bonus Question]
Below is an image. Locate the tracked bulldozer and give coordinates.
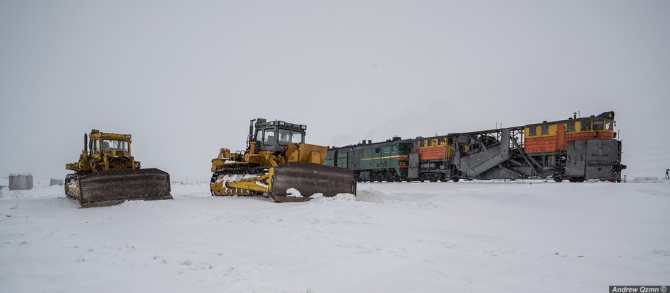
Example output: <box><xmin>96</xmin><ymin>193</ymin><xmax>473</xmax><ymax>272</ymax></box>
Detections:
<box><xmin>210</xmin><ymin>118</ymin><xmax>356</xmax><ymax>202</ymax></box>
<box><xmin>65</xmin><ymin>129</ymin><xmax>173</xmax><ymax>208</ymax></box>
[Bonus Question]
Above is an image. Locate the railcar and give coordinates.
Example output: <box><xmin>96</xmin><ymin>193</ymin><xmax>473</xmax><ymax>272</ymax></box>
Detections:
<box><xmin>523</xmin><ymin>111</ymin><xmax>623</xmax><ymax>182</ymax></box>
<box><xmin>408</xmin><ymin>135</ymin><xmax>460</xmax><ymax>182</ymax></box>
<box><xmin>326</xmin><ymin>111</ymin><xmax>625</xmax><ymax>183</ymax></box>
<box><xmin>325</xmin><ymin>137</ymin><xmax>413</xmax><ymax>182</ymax></box>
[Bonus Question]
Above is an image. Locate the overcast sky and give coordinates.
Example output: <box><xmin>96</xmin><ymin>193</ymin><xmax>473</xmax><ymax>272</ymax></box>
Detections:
<box><xmin>1</xmin><ymin>0</ymin><xmax>669</xmax><ymax>182</ymax></box>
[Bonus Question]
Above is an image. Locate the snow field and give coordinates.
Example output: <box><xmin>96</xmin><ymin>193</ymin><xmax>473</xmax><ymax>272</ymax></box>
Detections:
<box><xmin>1</xmin><ymin>180</ymin><xmax>669</xmax><ymax>292</ymax></box>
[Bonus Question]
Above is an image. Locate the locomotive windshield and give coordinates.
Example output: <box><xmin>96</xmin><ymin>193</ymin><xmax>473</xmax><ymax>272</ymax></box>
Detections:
<box><xmin>399</xmin><ymin>143</ymin><xmax>412</xmax><ymax>152</ymax></box>
<box><xmin>593</xmin><ymin>120</ymin><xmax>614</xmax><ymax>131</ymax></box>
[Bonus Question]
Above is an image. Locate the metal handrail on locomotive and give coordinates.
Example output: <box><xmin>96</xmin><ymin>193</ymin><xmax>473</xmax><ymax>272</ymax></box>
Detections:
<box><xmin>325</xmin><ymin>111</ymin><xmax>625</xmax><ymax>183</ymax></box>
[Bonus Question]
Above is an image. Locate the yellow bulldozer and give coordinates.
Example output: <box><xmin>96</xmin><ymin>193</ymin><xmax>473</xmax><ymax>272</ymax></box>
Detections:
<box><xmin>65</xmin><ymin>129</ymin><xmax>173</xmax><ymax>208</ymax></box>
<box><xmin>210</xmin><ymin>118</ymin><xmax>356</xmax><ymax>202</ymax></box>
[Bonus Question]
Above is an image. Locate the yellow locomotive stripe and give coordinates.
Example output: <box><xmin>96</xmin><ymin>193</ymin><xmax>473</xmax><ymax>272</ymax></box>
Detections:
<box><xmin>360</xmin><ymin>155</ymin><xmax>408</xmax><ymax>161</ymax></box>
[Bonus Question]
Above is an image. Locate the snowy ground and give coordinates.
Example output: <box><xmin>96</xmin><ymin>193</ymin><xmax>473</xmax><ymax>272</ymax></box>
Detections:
<box><xmin>1</xmin><ymin>179</ymin><xmax>669</xmax><ymax>293</ymax></box>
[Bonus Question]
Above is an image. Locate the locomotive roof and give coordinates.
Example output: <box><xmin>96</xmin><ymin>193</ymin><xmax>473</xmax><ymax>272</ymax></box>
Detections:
<box><xmin>328</xmin><ymin>111</ymin><xmax>616</xmax><ymax>149</ymax></box>
<box><xmin>524</xmin><ymin>111</ymin><xmax>615</xmax><ymax>127</ymax></box>
<box><xmin>334</xmin><ymin>137</ymin><xmax>413</xmax><ymax>149</ymax></box>
<box><xmin>446</xmin><ymin>126</ymin><xmax>525</xmax><ymax>137</ymax></box>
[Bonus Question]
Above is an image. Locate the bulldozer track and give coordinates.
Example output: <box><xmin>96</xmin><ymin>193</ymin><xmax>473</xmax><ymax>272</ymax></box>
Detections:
<box><xmin>210</xmin><ymin>167</ymin><xmax>267</xmax><ymax>197</ymax></box>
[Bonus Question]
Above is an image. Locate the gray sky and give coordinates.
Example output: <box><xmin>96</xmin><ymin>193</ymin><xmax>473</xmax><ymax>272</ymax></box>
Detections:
<box><xmin>1</xmin><ymin>0</ymin><xmax>669</xmax><ymax>182</ymax></box>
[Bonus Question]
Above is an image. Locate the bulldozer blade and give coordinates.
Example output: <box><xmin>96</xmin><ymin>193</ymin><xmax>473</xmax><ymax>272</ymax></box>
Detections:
<box><xmin>78</xmin><ymin>168</ymin><xmax>172</xmax><ymax>208</ymax></box>
<box><xmin>269</xmin><ymin>162</ymin><xmax>356</xmax><ymax>202</ymax></box>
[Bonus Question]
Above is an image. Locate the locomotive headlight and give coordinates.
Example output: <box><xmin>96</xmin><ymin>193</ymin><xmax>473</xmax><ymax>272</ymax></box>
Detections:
<box><xmin>278</xmin><ymin>121</ymin><xmax>285</xmax><ymax>126</ymax></box>
<box><xmin>300</xmin><ymin>125</ymin><xmax>307</xmax><ymax>130</ymax></box>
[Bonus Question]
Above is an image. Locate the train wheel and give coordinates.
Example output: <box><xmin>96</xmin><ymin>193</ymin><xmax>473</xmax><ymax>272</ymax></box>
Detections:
<box><xmin>372</xmin><ymin>172</ymin><xmax>382</xmax><ymax>182</ymax></box>
<box><xmin>553</xmin><ymin>177</ymin><xmax>563</xmax><ymax>182</ymax></box>
<box><xmin>390</xmin><ymin>173</ymin><xmax>400</xmax><ymax>182</ymax></box>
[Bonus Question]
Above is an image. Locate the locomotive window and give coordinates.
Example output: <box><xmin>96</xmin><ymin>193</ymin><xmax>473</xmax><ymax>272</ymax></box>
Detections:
<box><xmin>581</xmin><ymin>121</ymin><xmax>591</xmax><ymax>131</ymax></box>
<box><xmin>606</xmin><ymin>121</ymin><xmax>613</xmax><ymax>130</ymax></box>
<box><xmin>567</xmin><ymin>122</ymin><xmax>575</xmax><ymax>133</ymax></box>
<box><xmin>541</xmin><ymin>125</ymin><xmax>549</xmax><ymax>135</ymax></box>
<box><xmin>529</xmin><ymin>126</ymin><xmax>537</xmax><ymax>136</ymax></box>
<box><xmin>594</xmin><ymin>121</ymin><xmax>603</xmax><ymax>130</ymax></box>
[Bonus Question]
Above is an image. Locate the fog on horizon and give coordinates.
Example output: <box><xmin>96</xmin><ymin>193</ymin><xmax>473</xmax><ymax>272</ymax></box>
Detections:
<box><xmin>1</xmin><ymin>0</ymin><xmax>669</xmax><ymax>182</ymax></box>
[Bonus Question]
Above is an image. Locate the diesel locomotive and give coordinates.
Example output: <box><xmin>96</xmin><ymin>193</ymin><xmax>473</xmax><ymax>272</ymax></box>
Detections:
<box><xmin>325</xmin><ymin>111</ymin><xmax>625</xmax><ymax>183</ymax></box>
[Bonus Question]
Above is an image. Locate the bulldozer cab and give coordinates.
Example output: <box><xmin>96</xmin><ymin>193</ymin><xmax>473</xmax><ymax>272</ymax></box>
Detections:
<box><xmin>89</xmin><ymin>130</ymin><xmax>132</xmax><ymax>158</ymax></box>
<box><xmin>251</xmin><ymin>119</ymin><xmax>306</xmax><ymax>153</ymax></box>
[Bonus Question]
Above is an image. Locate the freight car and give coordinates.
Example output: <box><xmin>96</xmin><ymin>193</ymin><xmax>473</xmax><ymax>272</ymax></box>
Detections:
<box><xmin>325</xmin><ymin>111</ymin><xmax>626</xmax><ymax>183</ymax></box>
